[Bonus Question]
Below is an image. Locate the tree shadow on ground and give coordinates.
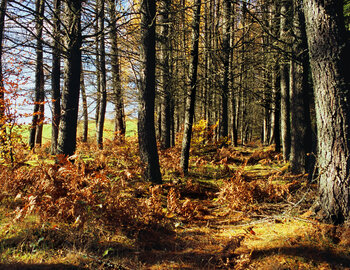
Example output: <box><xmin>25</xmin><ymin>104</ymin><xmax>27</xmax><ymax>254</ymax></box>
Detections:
<box><xmin>251</xmin><ymin>245</ymin><xmax>350</xmax><ymax>268</ymax></box>
<box><xmin>0</xmin><ymin>263</ymin><xmax>85</xmax><ymax>270</ymax></box>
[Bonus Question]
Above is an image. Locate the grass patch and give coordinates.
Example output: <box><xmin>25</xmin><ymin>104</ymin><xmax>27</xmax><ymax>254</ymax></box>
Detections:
<box><xmin>19</xmin><ymin>118</ymin><xmax>138</xmax><ymax>144</ymax></box>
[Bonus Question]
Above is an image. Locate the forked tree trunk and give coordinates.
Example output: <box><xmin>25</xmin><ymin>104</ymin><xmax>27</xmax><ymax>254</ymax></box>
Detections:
<box><xmin>57</xmin><ymin>0</ymin><xmax>82</xmax><ymax>156</ymax></box>
<box><xmin>180</xmin><ymin>0</ymin><xmax>201</xmax><ymax>174</ymax></box>
<box><xmin>138</xmin><ymin>0</ymin><xmax>162</xmax><ymax>183</ymax></box>
<box><xmin>304</xmin><ymin>0</ymin><xmax>350</xmax><ymax>224</ymax></box>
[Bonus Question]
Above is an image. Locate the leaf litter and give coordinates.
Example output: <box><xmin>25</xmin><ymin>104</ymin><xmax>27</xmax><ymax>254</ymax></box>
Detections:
<box><xmin>0</xmin><ymin>136</ymin><xmax>349</xmax><ymax>269</ymax></box>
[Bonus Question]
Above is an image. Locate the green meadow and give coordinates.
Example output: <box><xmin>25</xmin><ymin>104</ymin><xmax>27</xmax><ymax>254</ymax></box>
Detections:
<box><xmin>19</xmin><ymin>118</ymin><xmax>138</xmax><ymax>143</ymax></box>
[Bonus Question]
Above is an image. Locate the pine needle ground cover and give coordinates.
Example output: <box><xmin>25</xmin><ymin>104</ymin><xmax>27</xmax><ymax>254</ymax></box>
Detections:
<box><xmin>0</xmin><ymin>131</ymin><xmax>349</xmax><ymax>269</ymax></box>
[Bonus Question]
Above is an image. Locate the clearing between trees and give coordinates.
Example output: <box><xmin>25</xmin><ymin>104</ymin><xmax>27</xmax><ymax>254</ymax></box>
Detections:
<box><xmin>0</xmin><ymin>137</ymin><xmax>349</xmax><ymax>269</ymax></box>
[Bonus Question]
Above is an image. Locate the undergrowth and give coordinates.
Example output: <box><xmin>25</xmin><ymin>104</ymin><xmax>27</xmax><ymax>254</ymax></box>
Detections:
<box><xmin>0</xmin><ymin>125</ymin><xmax>349</xmax><ymax>269</ymax></box>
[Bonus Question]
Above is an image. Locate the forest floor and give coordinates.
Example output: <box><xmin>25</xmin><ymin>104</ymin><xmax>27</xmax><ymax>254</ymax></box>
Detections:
<box><xmin>1</xmin><ymin>135</ymin><xmax>350</xmax><ymax>269</ymax></box>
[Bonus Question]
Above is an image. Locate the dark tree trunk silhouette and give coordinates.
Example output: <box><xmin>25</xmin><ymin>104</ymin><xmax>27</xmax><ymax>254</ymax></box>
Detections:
<box><xmin>29</xmin><ymin>0</ymin><xmax>45</xmax><ymax>149</ymax></box>
<box><xmin>138</xmin><ymin>0</ymin><xmax>162</xmax><ymax>183</ymax></box>
<box><xmin>219</xmin><ymin>0</ymin><xmax>230</xmax><ymax>139</ymax></box>
<box><xmin>96</xmin><ymin>0</ymin><xmax>107</xmax><ymax>149</ymax></box>
<box><xmin>57</xmin><ymin>0</ymin><xmax>82</xmax><ymax>156</ymax></box>
<box><xmin>180</xmin><ymin>0</ymin><xmax>201</xmax><ymax>174</ymax></box>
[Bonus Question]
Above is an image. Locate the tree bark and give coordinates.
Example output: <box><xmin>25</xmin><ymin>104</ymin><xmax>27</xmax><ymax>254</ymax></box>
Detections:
<box><xmin>107</xmin><ymin>0</ymin><xmax>125</xmax><ymax>141</ymax></box>
<box><xmin>159</xmin><ymin>0</ymin><xmax>171</xmax><ymax>149</ymax></box>
<box><xmin>51</xmin><ymin>0</ymin><xmax>61</xmax><ymax>154</ymax></box>
<box><xmin>96</xmin><ymin>0</ymin><xmax>107</xmax><ymax>150</ymax></box>
<box><xmin>219</xmin><ymin>0</ymin><xmax>230</xmax><ymax>139</ymax></box>
<box><xmin>180</xmin><ymin>0</ymin><xmax>201</xmax><ymax>174</ymax></box>
<box><xmin>280</xmin><ymin>0</ymin><xmax>291</xmax><ymax>160</ymax></box>
<box><xmin>57</xmin><ymin>0</ymin><xmax>82</xmax><ymax>156</ymax></box>
<box><xmin>304</xmin><ymin>0</ymin><xmax>350</xmax><ymax>224</ymax></box>
<box><xmin>29</xmin><ymin>0</ymin><xmax>45</xmax><ymax>149</ymax></box>
<box><xmin>80</xmin><ymin>61</ymin><xmax>88</xmax><ymax>143</ymax></box>
<box><xmin>138</xmin><ymin>0</ymin><xmax>162</xmax><ymax>183</ymax></box>
<box><xmin>0</xmin><ymin>0</ymin><xmax>8</xmax><ymax>123</ymax></box>
<box><xmin>289</xmin><ymin>0</ymin><xmax>310</xmax><ymax>174</ymax></box>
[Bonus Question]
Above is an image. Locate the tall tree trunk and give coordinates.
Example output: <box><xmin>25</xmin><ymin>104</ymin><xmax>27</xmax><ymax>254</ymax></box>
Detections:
<box><xmin>96</xmin><ymin>0</ymin><xmax>107</xmax><ymax>149</ymax></box>
<box><xmin>219</xmin><ymin>0</ymin><xmax>230</xmax><ymax>139</ymax></box>
<box><xmin>229</xmin><ymin>3</ymin><xmax>238</xmax><ymax>147</ymax></box>
<box><xmin>107</xmin><ymin>0</ymin><xmax>125</xmax><ymax>141</ymax></box>
<box><xmin>57</xmin><ymin>0</ymin><xmax>82</xmax><ymax>156</ymax></box>
<box><xmin>180</xmin><ymin>0</ymin><xmax>201</xmax><ymax>174</ymax></box>
<box><xmin>95</xmin><ymin>5</ymin><xmax>101</xmax><ymax>128</ymax></box>
<box><xmin>159</xmin><ymin>0</ymin><xmax>171</xmax><ymax>149</ymax></box>
<box><xmin>138</xmin><ymin>0</ymin><xmax>162</xmax><ymax>183</ymax></box>
<box><xmin>51</xmin><ymin>0</ymin><xmax>61</xmax><ymax>154</ymax></box>
<box><xmin>280</xmin><ymin>0</ymin><xmax>291</xmax><ymax>160</ymax></box>
<box><xmin>0</xmin><ymin>0</ymin><xmax>8</xmax><ymax>123</ymax></box>
<box><xmin>289</xmin><ymin>0</ymin><xmax>310</xmax><ymax>174</ymax></box>
<box><xmin>80</xmin><ymin>61</ymin><xmax>88</xmax><ymax>143</ymax></box>
<box><xmin>304</xmin><ymin>0</ymin><xmax>350</xmax><ymax>224</ymax></box>
<box><xmin>29</xmin><ymin>0</ymin><xmax>45</xmax><ymax>149</ymax></box>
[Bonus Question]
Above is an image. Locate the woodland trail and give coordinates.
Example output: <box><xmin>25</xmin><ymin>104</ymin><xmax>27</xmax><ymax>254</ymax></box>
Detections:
<box><xmin>1</xmin><ymin>144</ymin><xmax>350</xmax><ymax>269</ymax></box>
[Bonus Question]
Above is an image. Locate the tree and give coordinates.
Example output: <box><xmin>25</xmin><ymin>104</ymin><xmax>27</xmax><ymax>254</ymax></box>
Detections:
<box><xmin>96</xmin><ymin>0</ymin><xmax>107</xmax><ymax>150</ymax></box>
<box><xmin>304</xmin><ymin>0</ymin><xmax>350</xmax><ymax>224</ymax></box>
<box><xmin>80</xmin><ymin>61</ymin><xmax>88</xmax><ymax>143</ymax></box>
<box><xmin>289</xmin><ymin>0</ymin><xmax>312</xmax><ymax>174</ymax></box>
<box><xmin>29</xmin><ymin>0</ymin><xmax>45</xmax><ymax>149</ymax></box>
<box><xmin>180</xmin><ymin>0</ymin><xmax>201</xmax><ymax>174</ymax></box>
<box><xmin>57</xmin><ymin>0</ymin><xmax>82</xmax><ymax>156</ymax></box>
<box><xmin>159</xmin><ymin>0</ymin><xmax>172</xmax><ymax>149</ymax></box>
<box><xmin>107</xmin><ymin>0</ymin><xmax>125</xmax><ymax>141</ymax></box>
<box><xmin>219</xmin><ymin>0</ymin><xmax>230</xmax><ymax>139</ymax></box>
<box><xmin>279</xmin><ymin>0</ymin><xmax>291</xmax><ymax>160</ymax></box>
<box><xmin>138</xmin><ymin>0</ymin><xmax>162</xmax><ymax>183</ymax></box>
<box><xmin>0</xmin><ymin>0</ymin><xmax>8</xmax><ymax>123</ymax></box>
<box><xmin>51</xmin><ymin>0</ymin><xmax>61</xmax><ymax>154</ymax></box>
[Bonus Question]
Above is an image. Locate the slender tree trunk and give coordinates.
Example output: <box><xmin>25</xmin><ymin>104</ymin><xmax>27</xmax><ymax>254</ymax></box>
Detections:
<box><xmin>51</xmin><ymin>0</ymin><xmax>61</xmax><ymax>154</ymax></box>
<box><xmin>95</xmin><ymin>5</ymin><xmax>101</xmax><ymax>128</ymax></box>
<box><xmin>280</xmin><ymin>0</ymin><xmax>291</xmax><ymax>160</ymax></box>
<box><xmin>304</xmin><ymin>0</ymin><xmax>350</xmax><ymax>224</ymax></box>
<box><xmin>29</xmin><ymin>0</ymin><xmax>45</xmax><ymax>149</ymax></box>
<box><xmin>159</xmin><ymin>0</ymin><xmax>171</xmax><ymax>149</ymax></box>
<box><xmin>138</xmin><ymin>0</ymin><xmax>162</xmax><ymax>183</ymax></box>
<box><xmin>80</xmin><ymin>61</ymin><xmax>88</xmax><ymax>143</ymax></box>
<box><xmin>289</xmin><ymin>0</ymin><xmax>310</xmax><ymax>174</ymax></box>
<box><xmin>180</xmin><ymin>0</ymin><xmax>201</xmax><ymax>174</ymax></box>
<box><xmin>229</xmin><ymin>3</ymin><xmax>237</xmax><ymax>147</ymax></box>
<box><xmin>219</xmin><ymin>0</ymin><xmax>230</xmax><ymax>139</ymax></box>
<box><xmin>96</xmin><ymin>0</ymin><xmax>107</xmax><ymax>149</ymax></box>
<box><xmin>57</xmin><ymin>0</ymin><xmax>82</xmax><ymax>156</ymax></box>
<box><xmin>280</xmin><ymin>64</ymin><xmax>290</xmax><ymax>159</ymax></box>
<box><xmin>107</xmin><ymin>0</ymin><xmax>125</xmax><ymax>141</ymax></box>
<box><xmin>0</xmin><ymin>0</ymin><xmax>8</xmax><ymax>123</ymax></box>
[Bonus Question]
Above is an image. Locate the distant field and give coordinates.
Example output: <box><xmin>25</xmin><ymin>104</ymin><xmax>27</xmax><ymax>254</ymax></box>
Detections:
<box><xmin>20</xmin><ymin>119</ymin><xmax>137</xmax><ymax>144</ymax></box>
